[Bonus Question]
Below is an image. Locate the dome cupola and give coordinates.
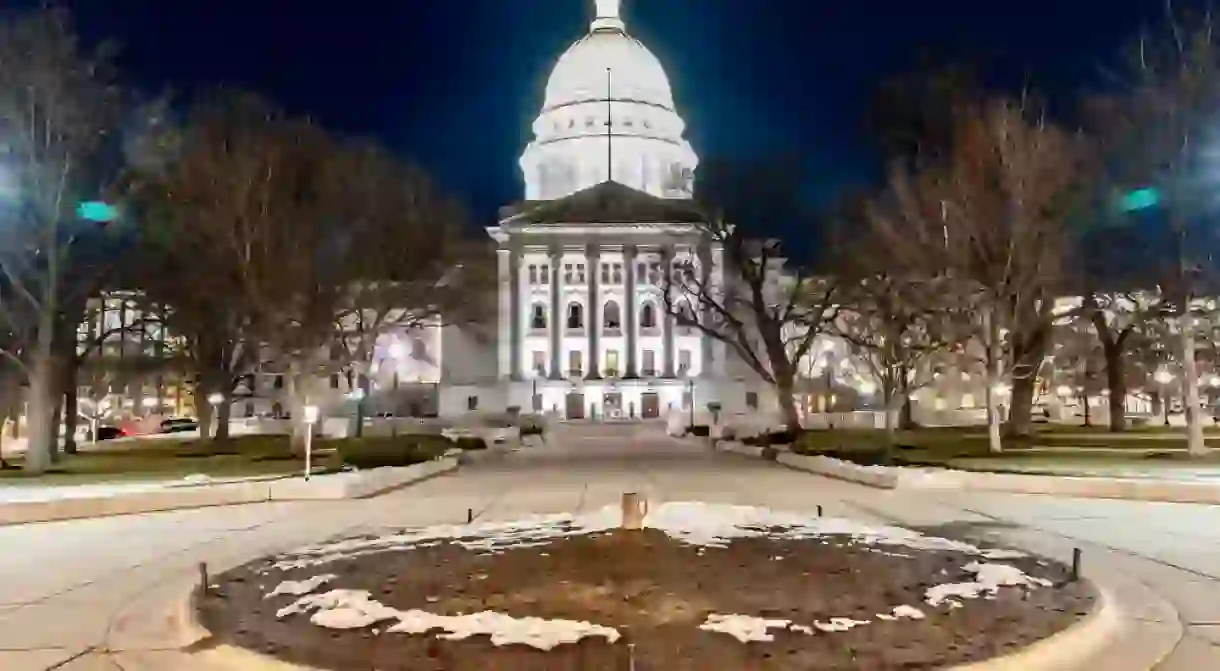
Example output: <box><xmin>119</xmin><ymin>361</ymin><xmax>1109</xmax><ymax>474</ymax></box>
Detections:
<box><xmin>519</xmin><ymin>0</ymin><xmax>698</xmax><ymax>201</ymax></box>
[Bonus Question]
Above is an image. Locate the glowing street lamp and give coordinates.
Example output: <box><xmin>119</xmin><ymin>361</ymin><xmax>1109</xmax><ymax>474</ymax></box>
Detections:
<box><xmin>858</xmin><ymin>381</ymin><xmax>876</xmax><ymax>396</ymax></box>
<box><xmin>1154</xmin><ymin>369</ymin><xmax>1174</xmax><ymax>426</ymax></box>
<box><xmin>1055</xmin><ymin>385</ymin><xmax>1073</xmax><ymax>398</ymax></box>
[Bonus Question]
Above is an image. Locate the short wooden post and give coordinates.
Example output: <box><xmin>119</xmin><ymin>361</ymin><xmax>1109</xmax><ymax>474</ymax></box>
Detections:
<box><xmin>621</xmin><ymin>492</ymin><xmax>647</xmax><ymax>530</ymax></box>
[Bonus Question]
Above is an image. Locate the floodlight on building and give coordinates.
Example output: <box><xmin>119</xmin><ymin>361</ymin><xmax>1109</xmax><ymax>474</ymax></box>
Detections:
<box><xmin>349</xmin><ymin>388</ymin><xmax>366</xmax><ymax>402</ymax></box>
<box><xmin>1154</xmin><ymin>369</ymin><xmax>1174</xmax><ymax>385</ymax></box>
<box><xmin>992</xmin><ymin>382</ymin><xmax>1011</xmax><ymax>395</ymax></box>
<box><xmin>1056</xmin><ymin>385</ymin><xmax>1073</xmax><ymax>398</ymax></box>
<box><xmin>141</xmin><ymin>397</ymin><xmax>157</xmax><ymax>408</ymax></box>
<box><xmin>207</xmin><ymin>393</ymin><xmax>224</xmax><ymax>406</ymax></box>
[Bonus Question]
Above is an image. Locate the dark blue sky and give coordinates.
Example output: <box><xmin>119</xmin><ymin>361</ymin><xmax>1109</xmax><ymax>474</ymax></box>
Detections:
<box><xmin>46</xmin><ymin>0</ymin><xmax>1177</xmax><ymax>219</ymax></box>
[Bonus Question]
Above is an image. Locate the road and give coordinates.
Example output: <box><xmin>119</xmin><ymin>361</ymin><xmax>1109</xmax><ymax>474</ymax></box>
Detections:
<box><xmin>0</xmin><ymin>423</ymin><xmax>1215</xmax><ymax>670</ymax></box>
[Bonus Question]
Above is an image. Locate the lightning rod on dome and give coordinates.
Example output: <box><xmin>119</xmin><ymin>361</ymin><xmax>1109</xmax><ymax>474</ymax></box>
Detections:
<box><xmin>606</xmin><ymin>67</ymin><xmax>613</xmax><ymax>185</ymax></box>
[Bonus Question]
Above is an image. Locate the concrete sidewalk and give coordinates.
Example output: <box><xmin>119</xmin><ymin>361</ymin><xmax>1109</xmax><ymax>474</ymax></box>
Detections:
<box><xmin>0</xmin><ymin>440</ymin><xmax>1214</xmax><ymax>670</ymax></box>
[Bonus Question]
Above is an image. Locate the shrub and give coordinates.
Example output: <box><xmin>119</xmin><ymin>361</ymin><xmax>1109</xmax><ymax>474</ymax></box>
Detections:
<box><xmin>333</xmin><ymin>435</ymin><xmax>451</xmax><ymax>469</ymax></box>
<box><xmin>454</xmin><ymin>436</ymin><xmax>488</xmax><ymax>451</ymax></box>
<box><xmin>741</xmin><ymin>429</ymin><xmax>799</xmax><ymax>446</ymax></box>
<box><xmin>686</xmin><ymin>425</ymin><xmax>710</xmax><ymax>437</ymax></box>
<box><xmin>519</xmin><ymin>415</ymin><xmax>546</xmax><ymax>436</ymax></box>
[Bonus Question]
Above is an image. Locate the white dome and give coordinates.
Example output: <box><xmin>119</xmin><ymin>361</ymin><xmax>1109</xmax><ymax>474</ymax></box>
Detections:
<box><xmin>544</xmin><ymin>31</ymin><xmax>675</xmax><ymax>112</ymax></box>
<box><xmin>519</xmin><ymin>0</ymin><xmax>698</xmax><ymax>202</ymax></box>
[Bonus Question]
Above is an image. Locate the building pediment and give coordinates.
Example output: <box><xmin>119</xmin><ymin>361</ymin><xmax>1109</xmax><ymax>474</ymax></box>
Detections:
<box><xmin>499</xmin><ymin>180</ymin><xmax>707</xmax><ymax>225</ymax></box>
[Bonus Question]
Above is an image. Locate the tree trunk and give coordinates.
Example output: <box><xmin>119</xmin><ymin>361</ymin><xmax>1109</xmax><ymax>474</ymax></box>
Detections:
<box><xmin>62</xmin><ymin>362</ymin><xmax>79</xmax><ymax>454</ymax></box>
<box><xmin>23</xmin><ymin>350</ymin><xmax>57</xmax><ymax>474</ymax></box>
<box><xmin>1180</xmin><ymin>318</ymin><xmax>1206</xmax><ymax>456</ymax></box>
<box><xmin>899</xmin><ymin>396</ymin><xmax>916</xmax><ymax>430</ymax></box>
<box><xmin>1082</xmin><ymin>393</ymin><xmax>1092</xmax><ymax>427</ymax></box>
<box><xmin>776</xmin><ymin>375</ymin><xmax>801</xmax><ymax>431</ymax></box>
<box><xmin>984</xmin><ymin>306</ymin><xmax>1003</xmax><ymax>453</ymax></box>
<box><xmin>215</xmin><ymin>395</ymin><xmax>232</xmax><ymax>441</ymax></box>
<box><xmin>49</xmin><ymin>401</ymin><xmax>62</xmax><ymax>463</ymax></box>
<box><xmin>1006</xmin><ymin>373</ymin><xmax>1038</xmax><ymax>438</ymax></box>
<box><xmin>1103</xmin><ymin>343</ymin><xmax>1127</xmax><ymax>432</ymax></box>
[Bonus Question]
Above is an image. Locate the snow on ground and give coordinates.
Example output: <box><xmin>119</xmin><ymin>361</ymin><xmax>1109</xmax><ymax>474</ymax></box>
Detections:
<box><xmin>277</xmin><ymin>589</ymin><xmax>620</xmax><ymax>650</ymax></box>
<box><xmin>925</xmin><ymin>561</ymin><xmax>1053</xmax><ymax>607</ymax></box>
<box><xmin>269</xmin><ymin>501</ymin><xmax>1024</xmax><ymax>571</ymax></box>
<box><xmin>262</xmin><ymin>502</ymin><xmax>1053</xmax><ymax>649</ymax></box>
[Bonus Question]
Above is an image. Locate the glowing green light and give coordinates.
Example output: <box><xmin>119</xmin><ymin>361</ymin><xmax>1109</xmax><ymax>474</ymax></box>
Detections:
<box><xmin>77</xmin><ymin>201</ymin><xmax>118</xmax><ymax>222</ymax></box>
<box><xmin>1120</xmin><ymin>188</ymin><xmax>1159</xmax><ymax>212</ymax></box>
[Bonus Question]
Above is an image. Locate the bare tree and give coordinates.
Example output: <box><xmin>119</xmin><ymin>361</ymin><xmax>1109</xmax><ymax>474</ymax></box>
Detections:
<box><xmin>833</xmin><ymin>219</ymin><xmax>970</xmax><ymax>446</ymax></box>
<box><xmin>0</xmin><ymin>9</ymin><xmax>126</xmax><ymax>472</ymax></box>
<box><xmin>873</xmin><ymin>98</ymin><xmax>1086</xmax><ymax>452</ymax></box>
<box><xmin>1086</xmin><ymin>9</ymin><xmax>1220</xmax><ymax>455</ymax></box>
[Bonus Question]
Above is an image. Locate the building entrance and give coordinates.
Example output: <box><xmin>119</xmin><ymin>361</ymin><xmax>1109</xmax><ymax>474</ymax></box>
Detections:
<box><xmin>641</xmin><ymin>392</ymin><xmax>660</xmax><ymax>419</ymax></box>
<box><xmin>565</xmin><ymin>392</ymin><xmax>586</xmax><ymax>420</ymax></box>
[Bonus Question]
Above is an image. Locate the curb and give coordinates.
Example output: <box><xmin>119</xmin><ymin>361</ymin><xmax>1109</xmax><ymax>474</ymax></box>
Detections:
<box><xmin>718</xmin><ymin>442</ymin><xmax>1220</xmax><ymax>505</ymax></box>
<box><xmin>165</xmin><ymin>551</ymin><xmax>1129</xmax><ymax>671</ymax></box>
<box><xmin>0</xmin><ymin>457</ymin><xmax>461</xmax><ymax>527</ymax></box>
<box><xmin>943</xmin><ymin>586</ymin><xmax>1119</xmax><ymax>670</ymax></box>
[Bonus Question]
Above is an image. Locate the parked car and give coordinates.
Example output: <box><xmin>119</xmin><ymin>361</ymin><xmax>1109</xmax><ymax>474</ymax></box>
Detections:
<box><xmin>95</xmin><ymin>426</ymin><xmax>129</xmax><ymax>441</ymax></box>
<box><xmin>159</xmin><ymin>417</ymin><xmax>199</xmax><ymax>433</ymax></box>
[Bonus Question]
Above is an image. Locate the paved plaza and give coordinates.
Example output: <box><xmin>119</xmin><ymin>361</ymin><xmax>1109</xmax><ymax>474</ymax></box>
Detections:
<box><xmin>0</xmin><ymin>424</ymin><xmax>1217</xmax><ymax>670</ymax></box>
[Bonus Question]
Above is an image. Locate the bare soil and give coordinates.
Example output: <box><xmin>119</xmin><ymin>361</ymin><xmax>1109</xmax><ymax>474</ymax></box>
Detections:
<box><xmin>201</xmin><ymin>529</ymin><xmax>1093</xmax><ymax>670</ymax></box>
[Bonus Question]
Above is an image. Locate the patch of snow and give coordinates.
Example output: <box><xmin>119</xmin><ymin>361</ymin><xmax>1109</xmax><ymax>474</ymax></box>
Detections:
<box><xmin>181</xmin><ymin>473</ymin><xmax>212</xmax><ymax>485</ymax></box>
<box><xmin>925</xmin><ymin>562</ymin><xmax>1051</xmax><ymax>607</ymax></box>
<box><xmin>277</xmin><ymin>589</ymin><xmax>619</xmax><ymax>650</ymax></box>
<box><xmin>265</xmin><ymin>574</ymin><xmax>336</xmax><ymax>598</ymax></box>
<box><xmin>813</xmin><ymin>617</ymin><xmax>871</xmax><ymax>632</ymax></box>
<box><xmin>699</xmin><ymin>614</ymin><xmax>791</xmax><ymax>642</ymax></box>
<box><xmin>891</xmin><ymin>605</ymin><xmax>925</xmax><ymax>620</ymax></box>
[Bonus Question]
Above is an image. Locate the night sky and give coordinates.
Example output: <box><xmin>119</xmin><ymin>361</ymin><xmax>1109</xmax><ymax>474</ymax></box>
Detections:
<box><xmin>29</xmin><ymin>0</ymin><xmax>1181</xmax><ymax>220</ymax></box>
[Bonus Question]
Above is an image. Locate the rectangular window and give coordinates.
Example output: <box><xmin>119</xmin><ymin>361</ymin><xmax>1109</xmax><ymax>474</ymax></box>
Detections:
<box><xmin>605</xmin><ymin>350</ymin><xmax>619</xmax><ymax>377</ymax></box>
<box><xmin>642</xmin><ymin>349</ymin><xmax>655</xmax><ymax>376</ymax></box>
<box><xmin>679</xmin><ymin>349</ymin><xmax>692</xmax><ymax>374</ymax></box>
<box><xmin>600</xmin><ymin>263</ymin><xmax>609</xmax><ymax>284</ymax></box>
<box><xmin>330</xmin><ymin>373</ymin><xmax>340</xmax><ymax>389</ymax></box>
<box><xmin>637</xmin><ymin>262</ymin><xmax>646</xmax><ymax>283</ymax></box>
<box><xmin>612</xmin><ymin>263</ymin><xmax>623</xmax><ymax>284</ymax></box>
<box><xmin>576</xmin><ymin>263</ymin><xmax>586</xmax><ymax>283</ymax></box>
<box><xmin>746</xmin><ymin>392</ymin><xmax>759</xmax><ymax>410</ymax></box>
<box><xmin>564</xmin><ymin>263</ymin><xmax>573</xmax><ymax>283</ymax></box>
<box><xmin>541</xmin><ymin>264</ymin><xmax>549</xmax><ymax>284</ymax></box>
<box><xmin>568</xmin><ymin>350</ymin><xmax>583</xmax><ymax>377</ymax></box>
<box><xmin>273</xmin><ymin>374</ymin><xmax>284</xmax><ymax>390</ymax></box>
<box><xmin>467</xmin><ymin>395</ymin><xmax>479</xmax><ymax>411</ymax></box>
<box><xmin>528</xmin><ymin>264</ymin><xmax>537</xmax><ymax>284</ymax></box>
<box><xmin>532</xmin><ymin>350</ymin><xmax>547</xmax><ymax>376</ymax></box>
<box><xmin>649</xmin><ymin>262</ymin><xmax>661</xmax><ymax>284</ymax></box>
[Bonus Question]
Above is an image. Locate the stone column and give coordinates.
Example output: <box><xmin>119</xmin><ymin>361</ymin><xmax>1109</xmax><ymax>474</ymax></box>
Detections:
<box><xmin>585</xmin><ymin>244</ymin><xmax>601</xmax><ymax>379</ymax></box>
<box><xmin>496</xmin><ymin>248</ymin><xmax>512</xmax><ymax>378</ymax></box>
<box><xmin>548</xmin><ymin>247</ymin><xmax>563</xmax><ymax>380</ymax></box>
<box><xmin>624</xmin><ymin>244</ymin><xmax>639</xmax><ymax>378</ymax></box>
<box><xmin>662</xmin><ymin>245</ymin><xmax>676</xmax><ymax>378</ymax></box>
<box><xmin>697</xmin><ymin>243</ymin><xmax>713</xmax><ymax>378</ymax></box>
<box><xmin>509</xmin><ymin>246</ymin><xmax>523</xmax><ymax>380</ymax></box>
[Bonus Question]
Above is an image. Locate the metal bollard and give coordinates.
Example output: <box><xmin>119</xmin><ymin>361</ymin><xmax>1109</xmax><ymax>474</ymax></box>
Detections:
<box><xmin>199</xmin><ymin>561</ymin><xmax>209</xmax><ymax>596</ymax></box>
<box><xmin>1071</xmin><ymin>548</ymin><xmax>1081</xmax><ymax>582</ymax></box>
<box><xmin>467</xmin><ymin>508</ymin><xmax>474</xmax><ymax>524</ymax></box>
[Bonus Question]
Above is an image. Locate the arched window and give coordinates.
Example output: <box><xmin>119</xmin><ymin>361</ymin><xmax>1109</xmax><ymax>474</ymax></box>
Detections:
<box><xmin>567</xmin><ymin>302</ymin><xmax>584</xmax><ymax>329</ymax></box>
<box><xmin>531</xmin><ymin>304</ymin><xmax>547</xmax><ymax>330</ymax></box>
<box><xmin>603</xmin><ymin>301</ymin><xmax>621</xmax><ymax>329</ymax></box>
<box><xmin>640</xmin><ymin>302</ymin><xmax>656</xmax><ymax>329</ymax></box>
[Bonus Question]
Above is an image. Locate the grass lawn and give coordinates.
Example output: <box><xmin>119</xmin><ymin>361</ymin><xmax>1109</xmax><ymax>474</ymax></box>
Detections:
<box><xmin>791</xmin><ymin>427</ymin><xmax>1220</xmax><ymax>468</ymax></box>
<box><xmin>0</xmin><ymin>435</ymin><xmax>311</xmax><ymax>486</ymax></box>
<box><xmin>0</xmin><ymin>433</ymin><xmax>462</xmax><ymax>486</ymax></box>
<box><xmin>948</xmin><ymin>453</ymin><xmax>1220</xmax><ymax>480</ymax></box>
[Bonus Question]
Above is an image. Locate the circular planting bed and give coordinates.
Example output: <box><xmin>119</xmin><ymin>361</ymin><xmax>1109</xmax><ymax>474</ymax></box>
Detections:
<box><xmin>200</xmin><ymin>502</ymin><xmax>1094</xmax><ymax>670</ymax></box>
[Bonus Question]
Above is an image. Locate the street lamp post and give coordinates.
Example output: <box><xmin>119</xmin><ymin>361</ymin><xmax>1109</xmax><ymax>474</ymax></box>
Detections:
<box><xmin>686</xmin><ymin>378</ymin><xmax>695</xmax><ymax>429</ymax></box>
<box><xmin>1154</xmin><ymin>369</ymin><xmax>1174</xmax><ymax>427</ymax></box>
<box><xmin>302</xmin><ymin>404</ymin><xmax>319</xmax><ymax>480</ymax></box>
<box><xmin>349</xmin><ymin>387</ymin><xmax>366</xmax><ymax>437</ymax></box>
<box><xmin>206</xmin><ymin>392</ymin><xmax>223</xmax><ymax>436</ymax></box>
<box><xmin>387</xmin><ymin>340</ymin><xmax>405</xmax><ymax>437</ymax></box>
